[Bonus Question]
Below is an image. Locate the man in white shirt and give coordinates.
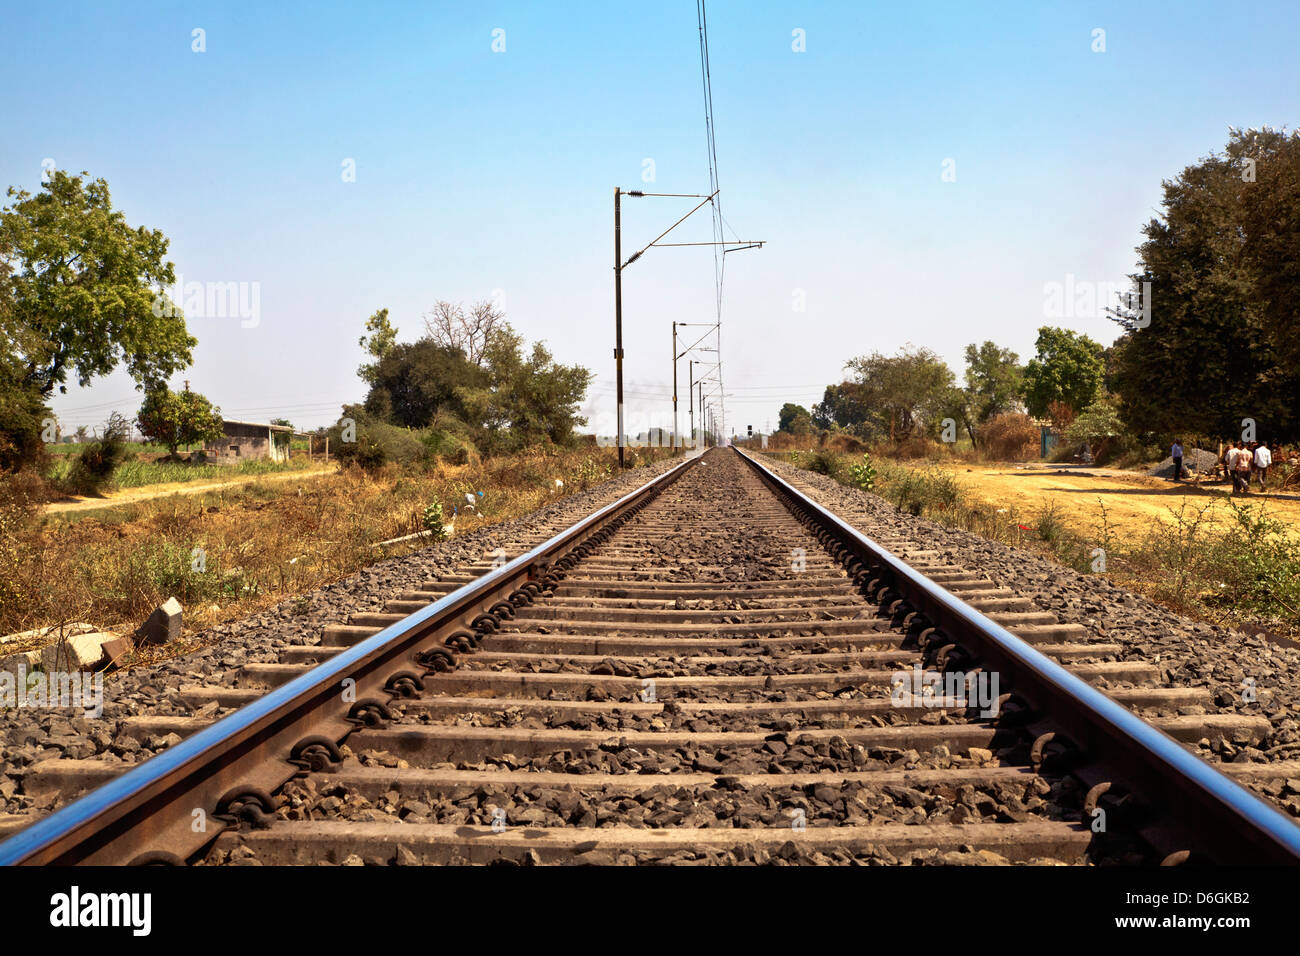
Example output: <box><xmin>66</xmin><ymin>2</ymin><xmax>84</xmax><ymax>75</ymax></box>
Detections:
<box><xmin>1225</xmin><ymin>443</ymin><xmax>1243</xmax><ymax>493</ymax></box>
<box><xmin>1171</xmin><ymin>440</ymin><xmax>1184</xmax><ymax>482</ymax></box>
<box><xmin>1254</xmin><ymin>441</ymin><xmax>1273</xmax><ymax>491</ymax></box>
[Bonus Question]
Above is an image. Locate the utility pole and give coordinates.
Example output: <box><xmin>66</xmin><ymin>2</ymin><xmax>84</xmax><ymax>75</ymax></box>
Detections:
<box><xmin>613</xmin><ymin>188</ymin><xmax>625</xmax><ymax>469</ymax></box>
<box><xmin>687</xmin><ymin>359</ymin><xmax>694</xmax><ymax>450</ymax></box>
<box><xmin>671</xmin><ymin>321</ymin><xmax>678</xmax><ymax>451</ymax></box>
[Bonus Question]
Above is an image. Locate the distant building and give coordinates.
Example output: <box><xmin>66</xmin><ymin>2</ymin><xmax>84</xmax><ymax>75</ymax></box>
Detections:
<box><xmin>203</xmin><ymin>420</ymin><xmax>292</xmax><ymax>464</ymax></box>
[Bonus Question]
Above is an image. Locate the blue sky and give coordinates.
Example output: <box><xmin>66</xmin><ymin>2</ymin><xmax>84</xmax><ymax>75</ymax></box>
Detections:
<box><xmin>3</xmin><ymin>0</ymin><xmax>1297</xmax><ymax>436</ymax></box>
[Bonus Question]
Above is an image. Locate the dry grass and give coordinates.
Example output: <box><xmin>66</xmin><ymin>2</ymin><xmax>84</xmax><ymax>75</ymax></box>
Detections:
<box><xmin>776</xmin><ymin>450</ymin><xmax>1300</xmax><ymax>638</ymax></box>
<box><xmin>0</xmin><ymin>446</ymin><xmax>676</xmax><ymax>642</ymax></box>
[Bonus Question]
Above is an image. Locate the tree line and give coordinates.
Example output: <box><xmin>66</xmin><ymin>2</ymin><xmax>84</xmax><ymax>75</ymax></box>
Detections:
<box><xmin>0</xmin><ymin>170</ymin><xmax>594</xmax><ymax>480</ymax></box>
<box><xmin>336</xmin><ymin>301</ymin><xmax>591</xmax><ymax>466</ymax></box>
<box><xmin>780</xmin><ymin>128</ymin><xmax>1300</xmax><ymax>459</ymax></box>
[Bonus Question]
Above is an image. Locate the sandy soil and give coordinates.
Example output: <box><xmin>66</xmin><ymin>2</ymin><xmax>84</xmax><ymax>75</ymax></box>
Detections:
<box><xmin>43</xmin><ymin>463</ymin><xmax>338</xmax><ymax>516</ymax></box>
<box><xmin>942</xmin><ymin>463</ymin><xmax>1300</xmax><ymax>537</ymax></box>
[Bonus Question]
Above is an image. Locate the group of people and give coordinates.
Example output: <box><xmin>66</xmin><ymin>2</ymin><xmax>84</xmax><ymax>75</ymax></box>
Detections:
<box><xmin>1170</xmin><ymin>439</ymin><xmax>1274</xmax><ymax>493</ymax></box>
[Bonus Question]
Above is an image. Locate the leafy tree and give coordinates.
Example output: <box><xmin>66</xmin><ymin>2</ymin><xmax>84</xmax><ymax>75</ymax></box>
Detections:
<box><xmin>778</xmin><ymin>403</ymin><xmax>813</xmax><ymax>434</ymax></box>
<box><xmin>363</xmin><ymin>339</ymin><xmax>486</xmax><ymax>429</ymax></box>
<box><xmin>458</xmin><ymin>325</ymin><xmax>592</xmax><ymax>451</ymax></box>
<box><xmin>1110</xmin><ymin>127</ymin><xmax>1300</xmax><ymax>440</ymax></box>
<box><xmin>0</xmin><ymin>172</ymin><xmax>195</xmax><ymax>468</ymax></box>
<box><xmin>811</xmin><ymin>382</ymin><xmax>867</xmax><ymax>432</ymax></box>
<box><xmin>136</xmin><ymin>387</ymin><xmax>224</xmax><ymax>455</ymax></box>
<box><xmin>0</xmin><ymin>172</ymin><xmax>194</xmax><ymax>398</ymax></box>
<box><xmin>963</xmin><ymin>341</ymin><xmax>1023</xmax><ymax>424</ymax></box>
<box><xmin>357</xmin><ymin>308</ymin><xmax>397</xmax><ymax>385</ymax></box>
<box><xmin>841</xmin><ymin>346</ymin><xmax>958</xmax><ymax>442</ymax></box>
<box><xmin>1022</xmin><ymin>327</ymin><xmax>1104</xmax><ymax>425</ymax></box>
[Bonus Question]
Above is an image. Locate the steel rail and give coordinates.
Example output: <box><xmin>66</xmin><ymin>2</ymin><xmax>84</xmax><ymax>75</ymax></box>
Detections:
<box><xmin>735</xmin><ymin>446</ymin><xmax>1300</xmax><ymax>865</ymax></box>
<box><xmin>0</xmin><ymin>454</ymin><xmax>699</xmax><ymax>866</ymax></box>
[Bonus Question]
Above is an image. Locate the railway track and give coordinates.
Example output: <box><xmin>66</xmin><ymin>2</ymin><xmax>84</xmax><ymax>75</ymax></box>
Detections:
<box><xmin>3</xmin><ymin>447</ymin><xmax>1299</xmax><ymax>866</ymax></box>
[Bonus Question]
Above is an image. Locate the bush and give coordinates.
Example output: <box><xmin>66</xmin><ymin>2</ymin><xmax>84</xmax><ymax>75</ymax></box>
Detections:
<box><xmin>570</xmin><ymin>456</ymin><xmax>611</xmax><ymax>490</ymax></box>
<box><xmin>63</xmin><ymin>414</ymin><xmax>131</xmax><ymax>494</ymax></box>
<box><xmin>0</xmin><ymin>472</ymin><xmax>45</xmax><ymax>623</ymax></box>
<box><xmin>421</xmin><ymin>499</ymin><xmax>449</xmax><ymax>540</ymax></box>
<box><xmin>1209</xmin><ymin>503</ymin><xmax>1300</xmax><ymax>617</ymax></box>
<box><xmin>848</xmin><ymin>453</ymin><xmax>877</xmax><ymax>491</ymax></box>
<box><xmin>893</xmin><ymin>435</ymin><xmax>948</xmax><ymax>459</ymax></box>
<box><xmin>329</xmin><ymin>410</ymin><xmax>427</xmax><ymax>471</ymax></box>
<box><xmin>0</xmin><ymin>385</ymin><xmax>51</xmax><ymax>474</ymax></box>
<box><xmin>806</xmin><ymin>450</ymin><xmax>843</xmax><ymax>479</ymax></box>
<box><xmin>979</xmin><ymin>412</ymin><xmax>1039</xmax><ymax>461</ymax></box>
<box><xmin>821</xmin><ymin>433</ymin><xmax>867</xmax><ymax>454</ymax></box>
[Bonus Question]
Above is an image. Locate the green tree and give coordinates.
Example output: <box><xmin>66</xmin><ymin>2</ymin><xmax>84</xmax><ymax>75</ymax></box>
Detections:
<box><xmin>841</xmin><ymin>346</ymin><xmax>957</xmax><ymax>442</ymax></box>
<box><xmin>0</xmin><ymin>172</ymin><xmax>195</xmax><ymax>468</ymax></box>
<box><xmin>811</xmin><ymin>382</ymin><xmax>867</xmax><ymax>432</ymax></box>
<box><xmin>963</xmin><ymin>341</ymin><xmax>1024</xmax><ymax>423</ymax></box>
<box><xmin>778</xmin><ymin>403</ymin><xmax>813</xmax><ymax>434</ymax></box>
<box><xmin>363</xmin><ymin>339</ymin><xmax>486</xmax><ymax>428</ymax></box>
<box><xmin>0</xmin><ymin>172</ymin><xmax>194</xmax><ymax>397</ymax></box>
<box><xmin>1022</xmin><ymin>327</ymin><xmax>1104</xmax><ymax>424</ymax></box>
<box><xmin>136</xmin><ymin>387</ymin><xmax>224</xmax><ymax>455</ymax></box>
<box><xmin>1063</xmin><ymin>393</ymin><xmax>1128</xmax><ymax>458</ymax></box>
<box><xmin>357</xmin><ymin>308</ymin><xmax>398</xmax><ymax>385</ymax></box>
<box><xmin>459</xmin><ymin>325</ymin><xmax>592</xmax><ymax>450</ymax></box>
<box><xmin>1111</xmin><ymin>127</ymin><xmax>1300</xmax><ymax>440</ymax></box>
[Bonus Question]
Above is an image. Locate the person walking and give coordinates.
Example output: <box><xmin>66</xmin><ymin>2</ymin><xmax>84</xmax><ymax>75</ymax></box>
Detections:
<box><xmin>1233</xmin><ymin>440</ymin><xmax>1253</xmax><ymax>494</ymax></box>
<box><xmin>1171</xmin><ymin>439</ymin><xmax>1184</xmax><ymax>482</ymax></box>
<box><xmin>1255</xmin><ymin>440</ymin><xmax>1272</xmax><ymax>492</ymax></box>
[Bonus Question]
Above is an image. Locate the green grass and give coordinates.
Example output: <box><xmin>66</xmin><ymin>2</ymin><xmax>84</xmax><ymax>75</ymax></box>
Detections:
<box><xmin>47</xmin><ymin>454</ymin><xmax>317</xmax><ymax>491</ymax></box>
<box><xmin>47</xmin><ymin>441</ymin><xmax>179</xmax><ymax>456</ymax></box>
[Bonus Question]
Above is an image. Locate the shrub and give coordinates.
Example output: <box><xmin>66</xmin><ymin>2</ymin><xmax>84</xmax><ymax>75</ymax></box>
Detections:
<box><xmin>0</xmin><ymin>472</ymin><xmax>44</xmax><ymax>623</ymax></box>
<box><xmin>822</xmin><ymin>433</ymin><xmax>867</xmax><ymax>454</ymax></box>
<box><xmin>570</xmin><ymin>456</ymin><xmax>611</xmax><ymax>490</ymax></box>
<box><xmin>848</xmin><ymin>453</ymin><xmax>877</xmax><ymax>491</ymax></box>
<box><xmin>806</xmin><ymin>450</ymin><xmax>843</xmax><ymax>479</ymax></box>
<box><xmin>893</xmin><ymin>435</ymin><xmax>948</xmax><ymax>460</ymax></box>
<box><xmin>979</xmin><ymin>412</ymin><xmax>1039</xmax><ymax>461</ymax></box>
<box><xmin>1209</xmin><ymin>503</ymin><xmax>1300</xmax><ymax>617</ymax></box>
<box><xmin>330</xmin><ymin>412</ymin><xmax>427</xmax><ymax>471</ymax></box>
<box><xmin>63</xmin><ymin>414</ymin><xmax>131</xmax><ymax>494</ymax></box>
<box><xmin>422</xmin><ymin>499</ymin><xmax>448</xmax><ymax>541</ymax></box>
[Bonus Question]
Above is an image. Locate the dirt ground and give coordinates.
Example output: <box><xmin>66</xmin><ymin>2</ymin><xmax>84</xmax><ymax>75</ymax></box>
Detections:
<box><xmin>43</xmin><ymin>463</ymin><xmax>338</xmax><ymax>516</ymax></box>
<box><xmin>942</xmin><ymin>463</ymin><xmax>1300</xmax><ymax>537</ymax></box>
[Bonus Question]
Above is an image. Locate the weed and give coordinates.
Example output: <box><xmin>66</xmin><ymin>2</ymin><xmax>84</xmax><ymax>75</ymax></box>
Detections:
<box><xmin>848</xmin><ymin>454</ymin><xmax>877</xmax><ymax>491</ymax></box>
<box><xmin>422</xmin><ymin>499</ymin><xmax>449</xmax><ymax>541</ymax></box>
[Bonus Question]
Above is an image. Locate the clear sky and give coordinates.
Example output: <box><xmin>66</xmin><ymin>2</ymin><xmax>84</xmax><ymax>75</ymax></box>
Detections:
<box><xmin>3</xmin><ymin>1</ymin><xmax>1297</xmax><ymax>436</ymax></box>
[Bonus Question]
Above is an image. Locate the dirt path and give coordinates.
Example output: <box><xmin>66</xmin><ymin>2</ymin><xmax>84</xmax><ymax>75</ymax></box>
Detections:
<box><xmin>947</xmin><ymin>464</ymin><xmax>1300</xmax><ymax>537</ymax></box>
<box><xmin>44</xmin><ymin>464</ymin><xmax>338</xmax><ymax>515</ymax></box>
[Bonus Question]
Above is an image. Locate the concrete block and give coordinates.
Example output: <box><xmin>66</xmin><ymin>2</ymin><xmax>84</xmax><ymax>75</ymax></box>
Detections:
<box><xmin>99</xmin><ymin>636</ymin><xmax>134</xmax><ymax>669</ymax></box>
<box><xmin>40</xmin><ymin>632</ymin><xmax>113</xmax><ymax>673</ymax></box>
<box><xmin>1</xmin><ymin>622</ymin><xmax>98</xmax><ymax>647</ymax></box>
<box><xmin>139</xmin><ymin>597</ymin><xmax>183</xmax><ymax>645</ymax></box>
